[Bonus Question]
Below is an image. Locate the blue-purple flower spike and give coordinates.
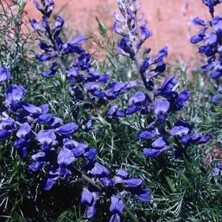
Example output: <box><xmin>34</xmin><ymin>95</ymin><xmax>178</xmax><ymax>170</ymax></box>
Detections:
<box><xmin>191</xmin><ymin>1</ymin><xmax>222</xmax><ymax>101</ymax></box>
<box><xmin>113</xmin><ymin>0</ymin><xmax>168</xmax><ymax>91</ymax></box>
<box><xmin>112</xmin><ymin>0</ymin><xmax>210</xmax><ymax>159</ymax></box>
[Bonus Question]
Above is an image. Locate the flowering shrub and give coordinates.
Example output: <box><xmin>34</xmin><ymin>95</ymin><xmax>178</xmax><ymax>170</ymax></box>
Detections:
<box><xmin>0</xmin><ymin>0</ymin><xmax>222</xmax><ymax>221</ymax></box>
<box><xmin>191</xmin><ymin>0</ymin><xmax>222</xmax><ymax>185</ymax></box>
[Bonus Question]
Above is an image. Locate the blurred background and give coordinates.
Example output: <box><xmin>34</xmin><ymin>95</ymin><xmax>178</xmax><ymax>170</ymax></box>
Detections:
<box><xmin>15</xmin><ymin>0</ymin><xmax>222</xmax><ymax>66</ymax></box>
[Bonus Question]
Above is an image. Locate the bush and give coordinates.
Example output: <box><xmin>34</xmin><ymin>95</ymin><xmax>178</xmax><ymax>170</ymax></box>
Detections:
<box><xmin>0</xmin><ymin>0</ymin><xmax>222</xmax><ymax>221</ymax></box>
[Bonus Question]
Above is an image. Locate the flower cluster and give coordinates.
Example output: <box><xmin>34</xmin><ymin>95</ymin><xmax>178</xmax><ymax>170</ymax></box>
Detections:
<box><xmin>191</xmin><ymin>1</ymin><xmax>222</xmax><ymax>101</ymax></box>
<box><xmin>31</xmin><ymin>0</ymin><xmax>145</xmax><ymax>130</ymax></box>
<box><xmin>113</xmin><ymin>0</ymin><xmax>167</xmax><ymax>91</ymax></box>
<box><xmin>111</xmin><ymin>0</ymin><xmax>211</xmax><ymax>158</ymax></box>
<box><xmin>81</xmin><ymin>168</ymin><xmax>150</xmax><ymax>220</ymax></box>
<box><xmin>0</xmin><ymin>65</ymin><xmax>150</xmax><ymax>221</ymax></box>
<box><xmin>1</xmin><ymin>0</ymin><xmax>153</xmax><ymax>220</ymax></box>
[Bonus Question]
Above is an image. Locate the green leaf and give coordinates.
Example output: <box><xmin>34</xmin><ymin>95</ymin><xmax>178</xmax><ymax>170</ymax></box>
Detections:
<box><xmin>96</xmin><ymin>16</ymin><xmax>107</xmax><ymax>37</ymax></box>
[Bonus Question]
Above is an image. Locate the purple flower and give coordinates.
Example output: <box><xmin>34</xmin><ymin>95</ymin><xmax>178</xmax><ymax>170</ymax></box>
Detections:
<box><xmin>116</xmin><ymin>169</ymin><xmax>129</xmax><ymax>178</ymax></box>
<box><xmin>153</xmin><ymin>47</ymin><xmax>168</xmax><ymax>63</ymax></box>
<box><xmin>170</xmin><ymin>125</ymin><xmax>190</xmax><ymax>137</ymax></box>
<box><xmin>30</xmin><ymin>19</ymin><xmax>45</xmax><ymax>32</ymax></box>
<box><xmin>211</xmin><ymin>161</ymin><xmax>222</xmax><ymax>176</ymax></box>
<box><xmin>29</xmin><ymin>151</ymin><xmax>46</xmax><ymax>172</ymax></box>
<box><xmin>16</xmin><ymin>123</ymin><xmax>32</xmax><ymax>139</ymax></box>
<box><xmin>22</xmin><ymin>103</ymin><xmax>43</xmax><ymax>116</ymax></box>
<box><xmin>139</xmin><ymin>24</ymin><xmax>152</xmax><ymax>44</ymax></box>
<box><xmin>57</xmin><ymin>148</ymin><xmax>75</xmax><ymax>166</ymax></box>
<box><xmin>170</xmin><ymin>119</ymin><xmax>211</xmax><ymax>147</ymax></box>
<box><xmin>85</xmin><ymin>82</ymin><xmax>100</xmax><ymax>92</ymax></box>
<box><xmin>14</xmin><ymin>138</ymin><xmax>27</xmax><ymax>150</ymax></box>
<box><xmin>196</xmin><ymin>134</ymin><xmax>212</xmax><ymax>144</ymax></box>
<box><xmin>143</xmin><ymin>148</ymin><xmax>166</xmax><ymax>157</ymax></box>
<box><xmin>109</xmin><ymin>195</ymin><xmax>124</xmax><ymax>214</ymax></box>
<box><xmin>124</xmin><ymin>178</ymin><xmax>143</xmax><ymax>189</ymax></box>
<box><xmin>84</xmin><ymin>148</ymin><xmax>96</xmax><ymax>160</ymax></box>
<box><xmin>191</xmin><ymin>9</ymin><xmax>222</xmax><ymax>91</ymax></box>
<box><xmin>37</xmin><ymin>113</ymin><xmax>53</xmax><ymax>124</ymax></box>
<box><xmin>157</xmin><ymin>76</ymin><xmax>177</xmax><ymax>98</ymax></box>
<box><xmin>36</xmin><ymin>50</ymin><xmax>57</xmax><ymax>62</ymax></box>
<box><xmin>43</xmin><ymin>0</ymin><xmax>55</xmax><ymax>17</ymax></box>
<box><xmin>48</xmin><ymin>117</ymin><xmax>63</xmax><ymax>128</ymax></box>
<box><xmin>34</xmin><ymin>0</ymin><xmax>55</xmax><ymax>18</ymax></box>
<box><xmin>33</xmin><ymin>0</ymin><xmax>41</xmax><ymax>11</ymax></box>
<box><xmin>81</xmin><ymin>188</ymin><xmax>94</xmax><ymax>205</ymax></box>
<box><xmin>0</xmin><ymin>117</ymin><xmax>16</xmax><ymax>131</ymax></box>
<box><xmin>142</xmin><ymin>136</ymin><xmax>169</xmax><ymax>157</ymax></box>
<box><xmin>175</xmin><ymin>90</ymin><xmax>189</xmax><ymax>109</ymax></box>
<box><xmin>107</xmin><ymin>105</ymin><xmax>119</xmax><ymax>117</ymax></box>
<box><xmin>152</xmin><ymin>137</ymin><xmax>168</xmax><ymax>149</ymax></box>
<box><xmin>0</xmin><ymin>66</ymin><xmax>10</xmax><ymax>84</ymax></box>
<box><xmin>100</xmin><ymin>177</ymin><xmax>113</xmax><ymax>187</ymax></box>
<box><xmin>135</xmin><ymin>189</ymin><xmax>151</xmax><ymax>202</ymax></box>
<box><xmin>153</xmin><ymin>98</ymin><xmax>170</xmax><ymax>115</ymax></box>
<box><xmin>110</xmin><ymin>214</ymin><xmax>121</xmax><ymax>222</ymax></box>
<box><xmin>0</xmin><ymin>130</ymin><xmax>11</xmax><ymax>140</ymax></box>
<box><xmin>129</xmin><ymin>91</ymin><xmax>147</xmax><ymax>105</ymax></box>
<box><xmin>118</xmin><ymin>37</ymin><xmax>135</xmax><ymax>58</ymax></box>
<box><xmin>138</xmin><ymin>128</ymin><xmax>159</xmax><ymax>140</ymax></box>
<box><xmin>53</xmin><ymin>16</ymin><xmax>64</xmax><ymax>37</ymax></box>
<box><xmin>55</xmin><ymin>122</ymin><xmax>79</xmax><ymax>135</ymax></box>
<box><xmin>4</xmin><ymin>84</ymin><xmax>26</xmax><ymax>109</ymax></box>
<box><xmin>42</xmin><ymin>62</ymin><xmax>58</xmax><ymax>77</ymax></box>
<box><xmin>42</xmin><ymin>177</ymin><xmax>57</xmax><ymax>191</ymax></box>
<box><xmin>37</xmin><ymin>129</ymin><xmax>56</xmax><ymax>150</ymax></box>
<box><xmin>84</xmin><ymin>205</ymin><xmax>96</xmax><ymax>219</ymax></box>
<box><xmin>89</xmin><ymin>162</ymin><xmax>110</xmax><ymax>177</ymax></box>
<box><xmin>192</xmin><ymin>17</ymin><xmax>207</xmax><ymax>26</ymax></box>
<box><xmin>69</xmin><ymin>35</ymin><xmax>85</xmax><ymax>45</ymax></box>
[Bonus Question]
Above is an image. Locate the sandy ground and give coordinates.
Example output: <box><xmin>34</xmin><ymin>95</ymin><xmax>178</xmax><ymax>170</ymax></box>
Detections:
<box><xmin>7</xmin><ymin>0</ymin><xmax>222</xmax><ymax>67</ymax></box>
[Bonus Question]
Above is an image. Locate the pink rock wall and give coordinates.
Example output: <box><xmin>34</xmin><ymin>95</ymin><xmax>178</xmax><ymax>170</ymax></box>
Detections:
<box><xmin>21</xmin><ymin>0</ymin><xmax>222</xmax><ymax>66</ymax></box>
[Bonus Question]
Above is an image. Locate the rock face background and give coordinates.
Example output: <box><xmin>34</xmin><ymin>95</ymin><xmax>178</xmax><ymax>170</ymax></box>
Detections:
<box><xmin>13</xmin><ymin>0</ymin><xmax>222</xmax><ymax>66</ymax></box>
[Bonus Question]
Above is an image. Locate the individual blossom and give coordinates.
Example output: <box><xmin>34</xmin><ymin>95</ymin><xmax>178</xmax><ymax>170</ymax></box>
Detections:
<box><xmin>4</xmin><ymin>84</ymin><xmax>26</xmax><ymax>110</ymax></box>
<box><xmin>109</xmin><ymin>195</ymin><xmax>124</xmax><ymax>222</ymax></box>
<box><xmin>0</xmin><ymin>114</ymin><xmax>16</xmax><ymax>140</ymax></box>
<box><xmin>143</xmin><ymin>136</ymin><xmax>169</xmax><ymax>158</ymax></box>
<box><xmin>33</xmin><ymin>0</ymin><xmax>55</xmax><ymax>18</ymax></box>
<box><xmin>211</xmin><ymin>161</ymin><xmax>222</xmax><ymax>176</ymax></box>
<box><xmin>170</xmin><ymin>119</ymin><xmax>212</xmax><ymax>157</ymax></box>
<box><xmin>81</xmin><ymin>188</ymin><xmax>98</xmax><ymax>219</ymax></box>
<box><xmin>155</xmin><ymin>76</ymin><xmax>190</xmax><ymax>112</ymax></box>
<box><xmin>211</xmin><ymin>87</ymin><xmax>222</xmax><ymax>102</ymax></box>
<box><xmin>0</xmin><ymin>66</ymin><xmax>10</xmax><ymax>84</ymax></box>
